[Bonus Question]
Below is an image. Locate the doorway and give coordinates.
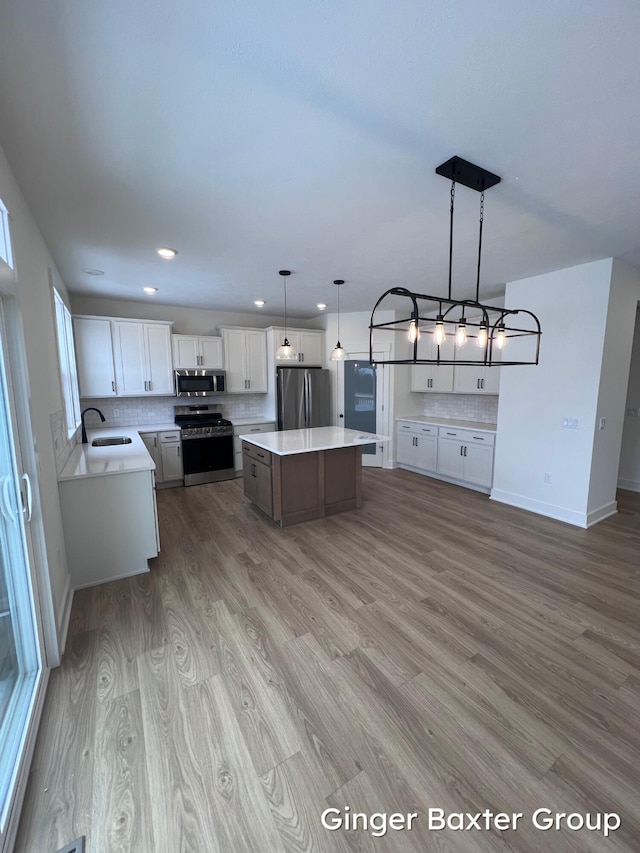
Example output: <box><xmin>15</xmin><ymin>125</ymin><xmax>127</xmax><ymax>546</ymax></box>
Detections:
<box><xmin>339</xmin><ymin>351</ymin><xmax>386</xmax><ymax>468</ymax></box>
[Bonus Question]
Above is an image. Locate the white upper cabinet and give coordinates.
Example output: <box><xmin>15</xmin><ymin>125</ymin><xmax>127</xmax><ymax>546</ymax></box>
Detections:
<box><xmin>450</xmin><ymin>316</ymin><xmax>502</xmax><ymax>394</ymax></box>
<box><xmin>221</xmin><ymin>328</ymin><xmax>268</xmax><ymax>393</ymax></box>
<box><xmin>410</xmin><ymin>332</ymin><xmax>454</xmax><ymax>393</ymax></box>
<box><xmin>172</xmin><ymin>334</ymin><xmax>224</xmax><ymax>369</ymax></box>
<box><xmin>268</xmin><ymin>327</ymin><xmax>325</xmax><ymax>366</ymax></box>
<box><xmin>76</xmin><ymin>317</ymin><xmax>173</xmax><ymax>397</ymax></box>
<box><xmin>73</xmin><ymin>316</ymin><xmax>117</xmax><ymax>397</ymax></box>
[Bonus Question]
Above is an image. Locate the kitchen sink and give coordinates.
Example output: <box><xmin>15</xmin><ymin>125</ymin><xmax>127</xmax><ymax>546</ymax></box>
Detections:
<box><xmin>91</xmin><ymin>436</ymin><xmax>132</xmax><ymax>446</ymax></box>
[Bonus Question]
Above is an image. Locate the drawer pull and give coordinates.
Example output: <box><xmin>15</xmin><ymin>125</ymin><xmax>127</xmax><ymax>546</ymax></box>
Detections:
<box><xmin>446</xmin><ymin>432</ymin><xmax>456</xmax><ymax>436</ymax></box>
<box><xmin>472</xmin><ymin>436</ymin><xmax>485</xmax><ymax>440</ymax></box>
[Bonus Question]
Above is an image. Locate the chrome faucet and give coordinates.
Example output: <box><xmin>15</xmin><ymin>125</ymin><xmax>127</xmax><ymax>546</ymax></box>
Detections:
<box><xmin>80</xmin><ymin>407</ymin><xmax>106</xmax><ymax>444</ymax></box>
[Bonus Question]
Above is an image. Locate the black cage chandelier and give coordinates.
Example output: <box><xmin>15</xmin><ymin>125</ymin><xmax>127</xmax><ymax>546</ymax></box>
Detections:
<box><xmin>369</xmin><ymin>156</ymin><xmax>541</xmax><ymax>367</ymax></box>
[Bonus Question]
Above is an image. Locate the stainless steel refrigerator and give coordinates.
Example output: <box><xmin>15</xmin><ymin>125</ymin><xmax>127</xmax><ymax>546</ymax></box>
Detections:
<box><xmin>276</xmin><ymin>366</ymin><xmax>332</xmax><ymax>430</ymax></box>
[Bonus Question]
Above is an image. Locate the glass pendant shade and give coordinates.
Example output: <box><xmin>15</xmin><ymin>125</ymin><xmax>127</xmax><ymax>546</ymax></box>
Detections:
<box><xmin>276</xmin><ymin>337</ymin><xmax>298</xmax><ymax>360</ymax></box>
<box><xmin>330</xmin><ymin>343</ymin><xmax>347</xmax><ymax>361</ymax></box>
<box><xmin>331</xmin><ymin>279</ymin><xmax>348</xmax><ymax>361</ymax></box>
<box><xmin>276</xmin><ymin>269</ymin><xmax>298</xmax><ymax>360</ymax></box>
<box><xmin>477</xmin><ymin>323</ymin><xmax>488</xmax><ymax>348</ymax></box>
<box><xmin>433</xmin><ymin>315</ymin><xmax>446</xmax><ymax>345</ymax></box>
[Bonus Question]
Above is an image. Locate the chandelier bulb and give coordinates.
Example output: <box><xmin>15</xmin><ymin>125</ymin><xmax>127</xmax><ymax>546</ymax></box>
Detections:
<box><xmin>477</xmin><ymin>323</ymin><xmax>488</xmax><ymax>348</ymax></box>
<box><xmin>433</xmin><ymin>315</ymin><xmax>446</xmax><ymax>345</ymax></box>
<box><xmin>496</xmin><ymin>323</ymin><xmax>507</xmax><ymax>349</ymax></box>
<box><xmin>455</xmin><ymin>319</ymin><xmax>467</xmax><ymax>347</ymax></box>
<box><xmin>408</xmin><ymin>319</ymin><xmax>420</xmax><ymax>343</ymax></box>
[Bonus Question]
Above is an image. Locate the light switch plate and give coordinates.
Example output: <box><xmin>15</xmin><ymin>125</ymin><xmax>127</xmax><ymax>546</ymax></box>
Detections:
<box><xmin>562</xmin><ymin>418</ymin><xmax>580</xmax><ymax>429</ymax></box>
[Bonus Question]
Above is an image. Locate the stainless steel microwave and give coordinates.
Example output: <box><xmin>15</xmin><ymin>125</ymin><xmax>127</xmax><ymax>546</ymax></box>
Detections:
<box><xmin>175</xmin><ymin>369</ymin><xmax>227</xmax><ymax>397</ymax></box>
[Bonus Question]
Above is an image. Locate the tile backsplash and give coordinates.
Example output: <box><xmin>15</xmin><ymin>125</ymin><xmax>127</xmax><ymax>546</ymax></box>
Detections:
<box><xmin>79</xmin><ymin>394</ymin><xmax>270</xmax><ymax>427</ymax></box>
<box><xmin>50</xmin><ymin>409</ymin><xmax>79</xmax><ymax>474</ymax></box>
<box><xmin>416</xmin><ymin>393</ymin><xmax>498</xmax><ymax>424</ymax></box>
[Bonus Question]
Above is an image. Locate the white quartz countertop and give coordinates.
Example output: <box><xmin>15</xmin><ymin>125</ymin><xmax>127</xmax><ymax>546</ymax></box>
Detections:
<box><xmin>239</xmin><ymin>427</ymin><xmax>390</xmax><ymax>456</ymax></box>
<box><xmin>232</xmin><ymin>417</ymin><xmax>276</xmax><ymax>428</ymax></box>
<box><xmin>136</xmin><ymin>422</ymin><xmax>181</xmax><ymax>433</ymax></box>
<box><xmin>396</xmin><ymin>416</ymin><xmax>497</xmax><ymax>433</ymax></box>
<box><xmin>58</xmin><ymin>426</ymin><xmax>156</xmax><ymax>481</ymax></box>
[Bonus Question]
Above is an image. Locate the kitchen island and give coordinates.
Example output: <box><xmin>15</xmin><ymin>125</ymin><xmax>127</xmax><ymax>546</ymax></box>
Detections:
<box><xmin>239</xmin><ymin>426</ymin><xmax>389</xmax><ymax>526</ymax></box>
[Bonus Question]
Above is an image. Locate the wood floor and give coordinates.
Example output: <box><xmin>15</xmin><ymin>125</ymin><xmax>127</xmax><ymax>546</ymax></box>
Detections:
<box><xmin>16</xmin><ymin>470</ymin><xmax>640</xmax><ymax>852</ymax></box>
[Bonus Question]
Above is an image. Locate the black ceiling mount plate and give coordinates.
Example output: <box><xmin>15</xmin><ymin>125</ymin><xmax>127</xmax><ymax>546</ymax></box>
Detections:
<box><xmin>435</xmin><ymin>156</ymin><xmax>501</xmax><ymax>191</ymax></box>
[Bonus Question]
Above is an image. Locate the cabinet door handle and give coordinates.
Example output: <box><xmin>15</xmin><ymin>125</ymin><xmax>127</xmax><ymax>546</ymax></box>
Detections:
<box><xmin>148</xmin><ymin>380</ymin><xmax>153</xmax><ymax>391</ymax></box>
<box><xmin>480</xmin><ymin>378</ymin><xmax>484</xmax><ymax>389</ymax></box>
<box><xmin>177</xmin><ymin>446</ymin><xmax>181</xmax><ymax>456</ymax></box>
<box><xmin>112</xmin><ymin>380</ymin><xmax>116</xmax><ymax>392</ymax></box>
<box><xmin>464</xmin><ymin>446</ymin><xmax>467</xmax><ymax>456</ymax></box>
<box><xmin>144</xmin><ymin>380</ymin><xmax>148</xmax><ymax>391</ymax></box>
<box><xmin>248</xmin><ymin>379</ymin><xmax>251</xmax><ymax>389</ymax></box>
<box><xmin>460</xmin><ymin>445</ymin><xmax>463</xmax><ymax>456</ymax></box>
<box><xmin>153</xmin><ymin>436</ymin><xmax>157</xmax><ymax>448</ymax></box>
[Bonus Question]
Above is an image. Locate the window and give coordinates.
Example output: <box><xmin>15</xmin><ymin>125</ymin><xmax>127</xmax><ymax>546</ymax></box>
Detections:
<box><xmin>0</xmin><ymin>199</ymin><xmax>12</xmax><ymax>269</ymax></box>
<box><xmin>53</xmin><ymin>288</ymin><xmax>81</xmax><ymax>437</ymax></box>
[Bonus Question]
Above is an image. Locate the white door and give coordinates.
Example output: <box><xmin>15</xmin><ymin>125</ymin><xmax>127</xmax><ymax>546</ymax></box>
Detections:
<box><xmin>463</xmin><ymin>442</ymin><xmax>494</xmax><ymax>487</ymax></box>
<box><xmin>245</xmin><ymin>330</ymin><xmax>268</xmax><ymax>392</ymax></box>
<box><xmin>199</xmin><ymin>336</ymin><xmax>224</xmax><ymax>369</ymax></box>
<box><xmin>144</xmin><ymin>324</ymin><xmax>173</xmax><ymax>395</ymax></box>
<box><xmin>0</xmin><ymin>298</ymin><xmax>45</xmax><ymax>852</ymax></box>
<box><xmin>340</xmin><ymin>351</ymin><xmax>386</xmax><ymax>468</ymax></box>
<box><xmin>113</xmin><ymin>321</ymin><xmax>147</xmax><ymax>395</ymax></box>
<box><xmin>172</xmin><ymin>335</ymin><xmax>199</xmax><ymax>369</ymax></box>
<box><xmin>222</xmin><ymin>329</ymin><xmax>247</xmax><ymax>392</ymax></box>
<box><xmin>160</xmin><ymin>443</ymin><xmax>183</xmax><ymax>481</ymax></box>
<box><xmin>437</xmin><ymin>438</ymin><xmax>465</xmax><ymax>478</ymax></box>
<box><xmin>73</xmin><ymin>316</ymin><xmax>117</xmax><ymax>397</ymax></box>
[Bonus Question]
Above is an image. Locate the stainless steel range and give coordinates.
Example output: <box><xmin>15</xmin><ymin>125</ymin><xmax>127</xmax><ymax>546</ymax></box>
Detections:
<box><xmin>174</xmin><ymin>405</ymin><xmax>234</xmax><ymax>486</ymax></box>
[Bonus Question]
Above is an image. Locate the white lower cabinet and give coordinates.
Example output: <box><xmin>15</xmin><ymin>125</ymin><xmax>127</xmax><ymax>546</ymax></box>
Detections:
<box><xmin>233</xmin><ymin>421</ymin><xmax>276</xmax><ymax>473</ymax></box>
<box><xmin>139</xmin><ymin>429</ymin><xmax>183</xmax><ymax>485</ymax></box>
<box><xmin>396</xmin><ymin>423</ymin><xmax>437</xmax><ymax>471</ymax></box>
<box><xmin>396</xmin><ymin>419</ymin><xmax>495</xmax><ymax>492</ymax></box>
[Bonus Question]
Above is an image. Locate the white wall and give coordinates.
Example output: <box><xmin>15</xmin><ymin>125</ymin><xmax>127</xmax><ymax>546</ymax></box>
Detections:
<box><xmin>491</xmin><ymin>259</ymin><xmax>618</xmax><ymax>527</ymax></box>
<box><xmin>588</xmin><ymin>261</ymin><xmax>640</xmax><ymax>515</ymax></box>
<box><xmin>71</xmin><ymin>294</ymin><xmax>325</xmax><ymax>333</ymax></box>
<box><xmin>618</xmin><ymin>308</ymin><xmax>640</xmax><ymax>491</ymax></box>
<box><xmin>0</xmin><ymin>144</ymin><xmax>72</xmax><ymax>660</ymax></box>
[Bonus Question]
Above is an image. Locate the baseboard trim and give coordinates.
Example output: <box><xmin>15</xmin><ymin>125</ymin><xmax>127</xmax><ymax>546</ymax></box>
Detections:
<box><xmin>57</xmin><ymin>573</ymin><xmax>74</xmax><ymax>663</ymax></box>
<box><xmin>490</xmin><ymin>489</ymin><xmax>589</xmax><ymax>527</ymax></box>
<box><xmin>617</xmin><ymin>477</ymin><xmax>640</xmax><ymax>493</ymax></box>
<box><xmin>72</xmin><ymin>564</ymin><xmax>150</xmax><ymax>592</ymax></box>
<box><xmin>397</xmin><ymin>463</ymin><xmax>491</xmax><ymax>494</ymax></box>
<box><xmin>585</xmin><ymin>501</ymin><xmax>618</xmax><ymax>527</ymax></box>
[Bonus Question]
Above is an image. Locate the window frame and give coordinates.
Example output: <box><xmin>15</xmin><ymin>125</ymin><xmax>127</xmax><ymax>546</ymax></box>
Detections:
<box><xmin>52</xmin><ymin>287</ymin><xmax>81</xmax><ymax>438</ymax></box>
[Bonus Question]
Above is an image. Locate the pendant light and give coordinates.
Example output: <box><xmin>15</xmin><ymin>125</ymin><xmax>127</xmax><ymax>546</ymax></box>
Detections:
<box><xmin>330</xmin><ymin>279</ymin><xmax>348</xmax><ymax>361</ymax></box>
<box><xmin>276</xmin><ymin>270</ymin><xmax>298</xmax><ymax>361</ymax></box>
<box><xmin>369</xmin><ymin>156</ymin><xmax>542</xmax><ymax>367</ymax></box>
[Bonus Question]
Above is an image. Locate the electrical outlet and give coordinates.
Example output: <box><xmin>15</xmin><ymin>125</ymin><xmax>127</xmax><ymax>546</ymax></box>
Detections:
<box><xmin>544</xmin><ymin>472</ymin><xmax>552</xmax><ymax>484</ymax></box>
<box><xmin>599</xmin><ymin>417</ymin><xmax>606</xmax><ymax>430</ymax></box>
<box><xmin>562</xmin><ymin>418</ymin><xmax>580</xmax><ymax>429</ymax></box>
<box><xmin>113</xmin><ymin>408</ymin><xmax>120</xmax><ymax>418</ymax></box>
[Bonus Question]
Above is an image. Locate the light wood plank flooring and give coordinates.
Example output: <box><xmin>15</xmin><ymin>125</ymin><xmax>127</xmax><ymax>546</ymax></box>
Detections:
<box><xmin>16</xmin><ymin>470</ymin><xmax>640</xmax><ymax>852</ymax></box>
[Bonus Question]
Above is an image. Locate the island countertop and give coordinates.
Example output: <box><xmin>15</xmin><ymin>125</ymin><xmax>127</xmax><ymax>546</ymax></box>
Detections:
<box><xmin>238</xmin><ymin>426</ymin><xmax>389</xmax><ymax>456</ymax></box>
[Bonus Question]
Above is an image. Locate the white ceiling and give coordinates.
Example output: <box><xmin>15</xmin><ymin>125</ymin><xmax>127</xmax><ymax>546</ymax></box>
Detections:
<box><xmin>1</xmin><ymin>0</ymin><xmax>639</xmax><ymax>319</ymax></box>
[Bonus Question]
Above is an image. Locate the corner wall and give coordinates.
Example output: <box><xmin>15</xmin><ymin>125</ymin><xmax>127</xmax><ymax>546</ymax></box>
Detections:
<box><xmin>617</xmin><ymin>308</ymin><xmax>640</xmax><ymax>491</ymax></box>
<box><xmin>587</xmin><ymin>261</ymin><xmax>640</xmax><ymax>518</ymax></box>
<box><xmin>491</xmin><ymin>259</ymin><xmax>615</xmax><ymax>526</ymax></box>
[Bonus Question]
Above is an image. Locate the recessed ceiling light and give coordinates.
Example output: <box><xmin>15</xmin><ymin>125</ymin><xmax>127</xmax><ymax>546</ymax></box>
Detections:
<box><xmin>316</xmin><ymin>303</ymin><xmax>327</xmax><ymax>310</ymax></box>
<box><xmin>83</xmin><ymin>268</ymin><xmax>104</xmax><ymax>276</ymax></box>
<box><xmin>157</xmin><ymin>247</ymin><xmax>178</xmax><ymax>259</ymax></box>
<box><xmin>143</xmin><ymin>286</ymin><xmax>158</xmax><ymax>294</ymax></box>
<box><xmin>254</xmin><ymin>299</ymin><xmax>266</xmax><ymax>307</ymax></box>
